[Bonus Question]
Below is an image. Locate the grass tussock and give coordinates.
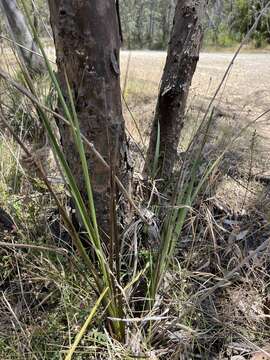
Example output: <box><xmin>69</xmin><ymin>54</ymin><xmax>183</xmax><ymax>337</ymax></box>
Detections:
<box><xmin>0</xmin><ymin>11</ymin><xmax>270</xmax><ymax>360</ymax></box>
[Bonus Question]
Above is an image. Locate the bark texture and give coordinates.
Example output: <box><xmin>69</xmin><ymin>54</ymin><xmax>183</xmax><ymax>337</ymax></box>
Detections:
<box><xmin>144</xmin><ymin>0</ymin><xmax>206</xmax><ymax>181</ymax></box>
<box><xmin>48</xmin><ymin>0</ymin><xmax>130</xmax><ymax>236</ymax></box>
<box><xmin>0</xmin><ymin>0</ymin><xmax>45</xmax><ymax>74</ymax></box>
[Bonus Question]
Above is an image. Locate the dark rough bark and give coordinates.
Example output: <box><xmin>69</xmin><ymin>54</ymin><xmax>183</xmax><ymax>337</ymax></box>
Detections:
<box><xmin>144</xmin><ymin>0</ymin><xmax>206</xmax><ymax>181</ymax></box>
<box><xmin>48</xmin><ymin>0</ymin><xmax>130</xmax><ymax>237</ymax></box>
<box><xmin>0</xmin><ymin>0</ymin><xmax>45</xmax><ymax>74</ymax></box>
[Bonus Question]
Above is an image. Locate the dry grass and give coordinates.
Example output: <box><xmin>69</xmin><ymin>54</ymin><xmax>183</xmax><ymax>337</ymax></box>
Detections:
<box><xmin>120</xmin><ymin>50</ymin><xmax>270</xmax><ymax>359</ymax></box>
<box><xmin>0</xmin><ymin>41</ymin><xmax>270</xmax><ymax>359</ymax></box>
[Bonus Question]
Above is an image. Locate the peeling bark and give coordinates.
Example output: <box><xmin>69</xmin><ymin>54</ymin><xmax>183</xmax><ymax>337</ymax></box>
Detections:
<box><xmin>144</xmin><ymin>0</ymin><xmax>206</xmax><ymax>182</ymax></box>
<box><xmin>48</xmin><ymin>0</ymin><xmax>130</xmax><ymax>237</ymax></box>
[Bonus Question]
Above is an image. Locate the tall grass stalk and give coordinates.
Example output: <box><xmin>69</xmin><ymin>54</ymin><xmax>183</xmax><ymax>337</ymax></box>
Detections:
<box><xmin>148</xmin><ymin>2</ymin><xmax>270</xmax><ymax>304</ymax></box>
<box><xmin>149</xmin><ymin>110</ymin><xmax>216</xmax><ymax>302</ymax></box>
<box><xmin>65</xmin><ymin>287</ymin><xmax>109</xmax><ymax>360</ymax></box>
<box><xmin>152</xmin><ymin>120</ymin><xmax>160</xmax><ymax>179</ymax></box>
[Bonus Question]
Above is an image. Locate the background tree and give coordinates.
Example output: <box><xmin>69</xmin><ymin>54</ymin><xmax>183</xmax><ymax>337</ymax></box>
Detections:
<box><xmin>231</xmin><ymin>0</ymin><xmax>270</xmax><ymax>46</ymax></box>
<box><xmin>0</xmin><ymin>0</ymin><xmax>45</xmax><ymax>74</ymax></box>
<box><xmin>120</xmin><ymin>0</ymin><xmax>270</xmax><ymax>49</ymax></box>
<box><xmin>206</xmin><ymin>0</ymin><xmax>226</xmax><ymax>44</ymax></box>
<box><xmin>120</xmin><ymin>0</ymin><xmax>176</xmax><ymax>49</ymax></box>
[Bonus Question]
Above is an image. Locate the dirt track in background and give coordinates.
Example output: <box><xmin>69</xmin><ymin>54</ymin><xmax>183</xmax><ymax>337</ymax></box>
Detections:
<box><xmin>121</xmin><ymin>51</ymin><xmax>270</xmax><ymax>141</ymax></box>
<box><xmin>121</xmin><ymin>50</ymin><xmax>270</xmax><ymax>200</ymax></box>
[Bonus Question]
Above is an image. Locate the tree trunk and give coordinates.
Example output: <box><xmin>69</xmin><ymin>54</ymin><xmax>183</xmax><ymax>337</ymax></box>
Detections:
<box><xmin>0</xmin><ymin>0</ymin><xmax>45</xmax><ymax>74</ymax></box>
<box><xmin>48</xmin><ymin>0</ymin><xmax>130</xmax><ymax>237</ymax></box>
<box><xmin>144</xmin><ymin>0</ymin><xmax>206</xmax><ymax>182</ymax></box>
<box><xmin>134</xmin><ymin>1</ymin><xmax>144</xmax><ymax>47</ymax></box>
<box><xmin>148</xmin><ymin>0</ymin><xmax>155</xmax><ymax>47</ymax></box>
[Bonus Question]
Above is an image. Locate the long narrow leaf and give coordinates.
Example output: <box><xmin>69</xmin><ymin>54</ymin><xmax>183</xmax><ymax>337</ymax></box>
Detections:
<box><xmin>65</xmin><ymin>287</ymin><xmax>109</xmax><ymax>360</ymax></box>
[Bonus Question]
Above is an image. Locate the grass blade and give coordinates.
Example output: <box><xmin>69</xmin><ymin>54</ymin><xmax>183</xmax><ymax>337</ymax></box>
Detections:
<box><xmin>65</xmin><ymin>287</ymin><xmax>109</xmax><ymax>360</ymax></box>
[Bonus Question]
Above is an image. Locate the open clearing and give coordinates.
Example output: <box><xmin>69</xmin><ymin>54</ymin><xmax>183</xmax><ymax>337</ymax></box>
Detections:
<box><xmin>121</xmin><ymin>51</ymin><xmax>270</xmax><ymax>143</ymax></box>
<box><xmin>121</xmin><ymin>50</ymin><xmax>270</xmax><ymax>215</ymax></box>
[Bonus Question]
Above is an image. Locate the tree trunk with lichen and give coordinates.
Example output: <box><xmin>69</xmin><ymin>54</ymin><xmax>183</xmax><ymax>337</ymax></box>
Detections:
<box><xmin>48</xmin><ymin>0</ymin><xmax>130</xmax><ymax>237</ymax></box>
<box><xmin>144</xmin><ymin>0</ymin><xmax>206</xmax><ymax>183</ymax></box>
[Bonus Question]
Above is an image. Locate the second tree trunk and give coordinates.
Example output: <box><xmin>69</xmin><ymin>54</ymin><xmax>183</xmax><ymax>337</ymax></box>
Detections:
<box><xmin>144</xmin><ymin>0</ymin><xmax>205</xmax><ymax>183</ymax></box>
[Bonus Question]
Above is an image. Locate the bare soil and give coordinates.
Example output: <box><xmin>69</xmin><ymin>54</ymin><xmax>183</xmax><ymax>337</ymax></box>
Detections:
<box><xmin>121</xmin><ymin>51</ymin><xmax>270</xmax><ymax>139</ymax></box>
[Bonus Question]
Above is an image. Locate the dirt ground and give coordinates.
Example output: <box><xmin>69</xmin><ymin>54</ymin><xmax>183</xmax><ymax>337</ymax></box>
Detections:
<box><xmin>2</xmin><ymin>47</ymin><xmax>269</xmax><ymax>133</ymax></box>
<box><xmin>121</xmin><ymin>51</ymin><xmax>270</xmax><ymax>138</ymax></box>
<box><xmin>120</xmin><ymin>50</ymin><xmax>270</xmax><ymax>215</ymax></box>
